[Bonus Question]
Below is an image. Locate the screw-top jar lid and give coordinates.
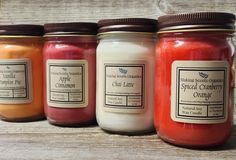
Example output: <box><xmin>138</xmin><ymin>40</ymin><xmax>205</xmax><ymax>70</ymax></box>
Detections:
<box><xmin>158</xmin><ymin>12</ymin><xmax>235</xmax><ymax>33</ymax></box>
<box><xmin>44</xmin><ymin>22</ymin><xmax>98</xmax><ymax>36</ymax></box>
<box><xmin>98</xmin><ymin>18</ymin><xmax>157</xmax><ymax>33</ymax></box>
<box><xmin>0</xmin><ymin>25</ymin><xmax>44</xmax><ymax>36</ymax></box>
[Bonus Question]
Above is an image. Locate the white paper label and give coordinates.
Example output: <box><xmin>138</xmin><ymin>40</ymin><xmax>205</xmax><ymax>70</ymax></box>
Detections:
<box><xmin>104</xmin><ymin>62</ymin><xmax>145</xmax><ymax>113</ymax></box>
<box><xmin>0</xmin><ymin>59</ymin><xmax>33</xmax><ymax>104</ymax></box>
<box><xmin>171</xmin><ymin>61</ymin><xmax>229</xmax><ymax>124</ymax></box>
<box><xmin>47</xmin><ymin>60</ymin><xmax>88</xmax><ymax>108</ymax></box>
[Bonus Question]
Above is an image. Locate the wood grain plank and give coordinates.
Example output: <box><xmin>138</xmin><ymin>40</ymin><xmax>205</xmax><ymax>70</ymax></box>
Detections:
<box><xmin>0</xmin><ymin>0</ymin><xmax>235</xmax><ymax>47</ymax></box>
<box><xmin>0</xmin><ymin>120</ymin><xmax>235</xmax><ymax>160</ymax></box>
<box><xmin>1</xmin><ymin>0</ymin><xmax>236</xmax><ymax>25</ymax></box>
<box><xmin>0</xmin><ymin>0</ymin><xmax>163</xmax><ymax>24</ymax></box>
<box><xmin>158</xmin><ymin>0</ymin><xmax>236</xmax><ymax>14</ymax></box>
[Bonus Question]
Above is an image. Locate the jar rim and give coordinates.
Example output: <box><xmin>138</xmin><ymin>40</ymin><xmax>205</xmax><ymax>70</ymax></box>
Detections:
<box><xmin>98</xmin><ymin>31</ymin><xmax>156</xmax><ymax>35</ymax></box>
<box><xmin>0</xmin><ymin>35</ymin><xmax>43</xmax><ymax>38</ymax></box>
<box><xmin>43</xmin><ymin>34</ymin><xmax>97</xmax><ymax>38</ymax></box>
<box><xmin>158</xmin><ymin>27</ymin><xmax>235</xmax><ymax>34</ymax></box>
<box><xmin>97</xmin><ymin>31</ymin><xmax>156</xmax><ymax>39</ymax></box>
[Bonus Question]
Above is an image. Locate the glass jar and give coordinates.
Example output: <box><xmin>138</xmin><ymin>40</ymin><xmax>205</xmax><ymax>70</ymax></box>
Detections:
<box><xmin>155</xmin><ymin>12</ymin><xmax>235</xmax><ymax>148</ymax></box>
<box><xmin>0</xmin><ymin>25</ymin><xmax>44</xmax><ymax>121</ymax></box>
<box><xmin>43</xmin><ymin>23</ymin><xmax>97</xmax><ymax>126</ymax></box>
<box><xmin>97</xmin><ymin>18</ymin><xmax>157</xmax><ymax>134</ymax></box>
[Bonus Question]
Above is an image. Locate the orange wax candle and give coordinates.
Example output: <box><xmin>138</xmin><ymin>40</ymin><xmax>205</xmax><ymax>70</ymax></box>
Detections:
<box><xmin>155</xmin><ymin>12</ymin><xmax>235</xmax><ymax>148</ymax></box>
<box><xmin>0</xmin><ymin>25</ymin><xmax>44</xmax><ymax>121</ymax></box>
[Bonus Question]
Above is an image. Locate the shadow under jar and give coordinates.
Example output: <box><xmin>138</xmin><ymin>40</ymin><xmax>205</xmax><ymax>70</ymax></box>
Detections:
<box><xmin>155</xmin><ymin>12</ymin><xmax>235</xmax><ymax>148</ymax></box>
<box><xmin>0</xmin><ymin>25</ymin><xmax>44</xmax><ymax>122</ymax></box>
<box><xmin>96</xmin><ymin>18</ymin><xmax>157</xmax><ymax>134</ymax></box>
<box><xmin>43</xmin><ymin>23</ymin><xmax>97</xmax><ymax>126</ymax></box>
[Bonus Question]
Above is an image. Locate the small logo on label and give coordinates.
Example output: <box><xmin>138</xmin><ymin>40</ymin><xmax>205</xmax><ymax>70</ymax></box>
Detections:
<box><xmin>199</xmin><ymin>72</ymin><xmax>208</xmax><ymax>79</ymax></box>
<box><xmin>62</xmin><ymin>68</ymin><xmax>67</xmax><ymax>71</ymax></box>
<box><xmin>119</xmin><ymin>68</ymin><xmax>127</xmax><ymax>74</ymax></box>
<box><xmin>6</xmin><ymin>66</ymin><xmax>10</xmax><ymax>69</ymax></box>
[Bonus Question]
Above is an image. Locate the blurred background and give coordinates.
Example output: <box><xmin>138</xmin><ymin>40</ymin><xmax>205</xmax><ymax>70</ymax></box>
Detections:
<box><xmin>0</xmin><ymin>0</ymin><xmax>235</xmax><ymax>24</ymax></box>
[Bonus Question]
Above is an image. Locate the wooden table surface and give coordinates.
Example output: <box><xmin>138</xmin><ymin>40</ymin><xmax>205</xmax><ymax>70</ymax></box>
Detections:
<box><xmin>0</xmin><ymin>118</ymin><xmax>235</xmax><ymax>160</ymax></box>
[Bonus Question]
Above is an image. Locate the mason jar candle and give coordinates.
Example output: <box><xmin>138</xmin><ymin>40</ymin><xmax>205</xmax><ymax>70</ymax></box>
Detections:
<box><xmin>96</xmin><ymin>18</ymin><xmax>157</xmax><ymax>134</ymax></box>
<box><xmin>155</xmin><ymin>12</ymin><xmax>235</xmax><ymax>148</ymax></box>
<box><xmin>43</xmin><ymin>22</ymin><xmax>97</xmax><ymax>126</ymax></box>
<box><xmin>0</xmin><ymin>25</ymin><xmax>44</xmax><ymax>121</ymax></box>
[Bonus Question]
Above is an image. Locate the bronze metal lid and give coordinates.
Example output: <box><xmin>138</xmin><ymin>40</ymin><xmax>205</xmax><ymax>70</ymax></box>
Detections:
<box><xmin>158</xmin><ymin>12</ymin><xmax>235</xmax><ymax>32</ymax></box>
<box><xmin>44</xmin><ymin>22</ymin><xmax>98</xmax><ymax>35</ymax></box>
<box><xmin>0</xmin><ymin>25</ymin><xmax>44</xmax><ymax>36</ymax></box>
<box><xmin>98</xmin><ymin>18</ymin><xmax>157</xmax><ymax>33</ymax></box>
